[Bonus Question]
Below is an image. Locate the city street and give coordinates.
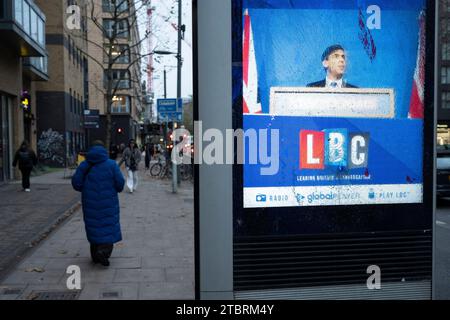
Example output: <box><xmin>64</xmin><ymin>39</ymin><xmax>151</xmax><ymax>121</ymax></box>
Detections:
<box><xmin>0</xmin><ymin>166</ymin><xmax>194</xmax><ymax>300</ymax></box>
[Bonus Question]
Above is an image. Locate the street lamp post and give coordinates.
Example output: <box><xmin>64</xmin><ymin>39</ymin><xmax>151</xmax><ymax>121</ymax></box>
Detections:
<box><xmin>151</xmin><ymin>60</ymin><xmax>179</xmax><ymax>194</ymax></box>
<box><xmin>164</xmin><ymin>67</ymin><xmax>167</xmax><ymax>99</ymax></box>
<box><xmin>152</xmin><ymin>0</ymin><xmax>182</xmax><ymax>193</ymax></box>
<box><xmin>175</xmin><ymin>0</ymin><xmax>183</xmax><ymax>193</ymax></box>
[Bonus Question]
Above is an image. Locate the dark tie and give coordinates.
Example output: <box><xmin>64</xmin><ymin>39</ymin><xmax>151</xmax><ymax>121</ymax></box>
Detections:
<box><xmin>330</xmin><ymin>82</ymin><xmax>337</xmax><ymax>88</ymax></box>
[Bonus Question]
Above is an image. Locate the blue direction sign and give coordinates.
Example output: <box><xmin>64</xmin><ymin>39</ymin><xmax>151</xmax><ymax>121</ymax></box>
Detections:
<box><xmin>157</xmin><ymin>99</ymin><xmax>183</xmax><ymax>122</ymax></box>
<box><xmin>157</xmin><ymin>99</ymin><xmax>178</xmax><ymax>113</ymax></box>
<box><xmin>159</xmin><ymin>111</ymin><xmax>183</xmax><ymax>122</ymax></box>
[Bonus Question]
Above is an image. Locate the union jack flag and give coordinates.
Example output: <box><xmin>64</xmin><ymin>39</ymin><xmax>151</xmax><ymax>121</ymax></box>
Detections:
<box><xmin>243</xmin><ymin>9</ymin><xmax>262</xmax><ymax>114</ymax></box>
<box><xmin>408</xmin><ymin>11</ymin><xmax>426</xmax><ymax>119</ymax></box>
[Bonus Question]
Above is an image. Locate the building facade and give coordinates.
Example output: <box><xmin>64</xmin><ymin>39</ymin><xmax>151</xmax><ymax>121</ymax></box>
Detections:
<box><xmin>85</xmin><ymin>0</ymin><xmax>143</xmax><ymax>149</ymax></box>
<box><xmin>438</xmin><ymin>0</ymin><xmax>450</xmax><ymax>145</ymax></box>
<box><xmin>33</xmin><ymin>0</ymin><xmax>87</xmax><ymax>167</ymax></box>
<box><xmin>0</xmin><ymin>0</ymin><xmax>48</xmax><ymax>181</ymax></box>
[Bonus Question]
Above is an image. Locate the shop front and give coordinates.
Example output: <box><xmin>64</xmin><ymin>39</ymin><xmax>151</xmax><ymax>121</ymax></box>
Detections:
<box><xmin>437</xmin><ymin>123</ymin><xmax>450</xmax><ymax>147</ymax></box>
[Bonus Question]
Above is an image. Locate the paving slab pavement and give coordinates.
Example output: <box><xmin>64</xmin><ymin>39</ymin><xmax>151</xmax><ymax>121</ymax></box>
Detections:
<box><xmin>0</xmin><ymin>170</ymin><xmax>194</xmax><ymax>300</ymax></box>
<box><xmin>0</xmin><ymin>170</ymin><xmax>80</xmax><ymax>283</ymax></box>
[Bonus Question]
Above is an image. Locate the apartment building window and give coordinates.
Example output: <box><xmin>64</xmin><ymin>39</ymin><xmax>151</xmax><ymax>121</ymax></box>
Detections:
<box><xmin>23</xmin><ymin>0</ymin><xmax>30</xmax><ymax>34</ymax></box>
<box><xmin>13</xmin><ymin>1</ymin><xmax>44</xmax><ymax>43</ymax></box>
<box><xmin>443</xmin><ymin>42</ymin><xmax>450</xmax><ymax>61</ymax></box>
<box><xmin>14</xmin><ymin>0</ymin><xmax>22</xmax><ymax>24</ymax></box>
<box><xmin>14</xmin><ymin>1</ymin><xmax>44</xmax><ymax>45</ymax></box>
<box><xmin>110</xmin><ymin>95</ymin><xmax>130</xmax><ymax>113</ymax></box>
<box><xmin>103</xmin><ymin>19</ymin><xmax>129</xmax><ymax>38</ymax></box>
<box><xmin>30</xmin><ymin>8</ymin><xmax>37</xmax><ymax>41</ymax></box>
<box><xmin>38</xmin><ymin>15</ymin><xmax>44</xmax><ymax>45</ymax></box>
<box><xmin>74</xmin><ymin>96</ymin><xmax>77</xmax><ymax>114</ymax></box>
<box><xmin>104</xmin><ymin>70</ymin><xmax>130</xmax><ymax>89</ymax></box>
<box><xmin>69</xmin><ymin>89</ymin><xmax>73</xmax><ymax>113</ymax></box>
<box><xmin>78</xmin><ymin>94</ymin><xmax>81</xmax><ymax>114</ymax></box>
<box><xmin>443</xmin><ymin>67</ymin><xmax>450</xmax><ymax>84</ymax></box>
<box><xmin>443</xmin><ymin>91</ymin><xmax>450</xmax><ymax>109</ymax></box>
<box><xmin>68</xmin><ymin>37</ymin><xmax>71</xmax><ymax>60</ymax></box>
<box><xmin>72</xmin><ymin>41</ymin><xmax>75</xmax><ymax>58</ymax></box>
<box><xmin>104</xmin><ymin>44</ymin><xmax>130</xmax><ymax>63</ymax></box>
<box><xmin>446</xmin><ymin>18</ymin><xmax>450</xmax><ymax>34</ymax></box>
<box><xmin>103</xmin><ymin>0</ymin><xmax>129</xmax><ymax>13</ymax></box>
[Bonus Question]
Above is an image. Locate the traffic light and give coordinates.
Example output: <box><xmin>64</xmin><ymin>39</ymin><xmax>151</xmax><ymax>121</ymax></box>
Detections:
<box><xmin>21</xmin><ymin>91</ymin><xmax>31</xmax><ymax>112</ymax></box>
<box><xmin>117</xmin><ymin>127</ymin><xmax>124</xmax><ymax>134</ymax></box>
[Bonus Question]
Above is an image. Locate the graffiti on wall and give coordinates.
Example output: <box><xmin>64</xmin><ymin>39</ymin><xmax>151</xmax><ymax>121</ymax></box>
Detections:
<box><xmin>38</xmin><ymin>129</ymin><xmax>65</xmax><ymax>165</ymax></box>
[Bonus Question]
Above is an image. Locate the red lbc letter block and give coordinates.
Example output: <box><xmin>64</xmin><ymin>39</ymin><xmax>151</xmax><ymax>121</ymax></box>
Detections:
<box><xmin>300</xmin><ymin>130</ymin><xmax>324</xmax><ymax>170</ymax></box>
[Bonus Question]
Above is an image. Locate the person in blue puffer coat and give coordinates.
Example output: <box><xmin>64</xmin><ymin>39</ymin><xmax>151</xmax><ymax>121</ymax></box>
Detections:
<box><xmin>72</xmin><ymin>140</ymin><xmax>125</xmax><ymax>266</ymax></box>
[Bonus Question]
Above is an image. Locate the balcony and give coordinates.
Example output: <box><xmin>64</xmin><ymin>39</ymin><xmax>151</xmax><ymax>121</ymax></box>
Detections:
<box><xmin>0</xmin><ymin>0</ymin><xmax>46</xmax><ymax>57</ymax></box>
<box><xmin>23</xmin><ymin>54</ymin><xmax>48</xmax><ymax>81</ymax></box>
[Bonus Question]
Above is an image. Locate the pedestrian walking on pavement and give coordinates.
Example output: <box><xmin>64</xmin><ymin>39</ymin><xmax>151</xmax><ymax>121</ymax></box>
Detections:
<box><xmin>71</xmin><ymin>140</ymin><xmax>125</xmax><ymax>267</ymax></box>
<box><xmin>144</xmin><ymin>142</ymin><xmax>154</xmax><ymax>170</ymax></box>
<box><xmin>12</xmin><ymin>141</ymin><xmax>37</xmax><ymax>192</ymax></box>
<box><xmin>119</xmin><ymin>139</ymin><xmax>141</xmax><ymax>193</ymax></box>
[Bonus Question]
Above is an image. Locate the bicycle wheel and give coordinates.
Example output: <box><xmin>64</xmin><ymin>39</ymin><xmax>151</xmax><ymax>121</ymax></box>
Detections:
<box><xmin>150</xmin><ymin>163</ymin><xmax>162</xmax><ymax>177</ymax></box>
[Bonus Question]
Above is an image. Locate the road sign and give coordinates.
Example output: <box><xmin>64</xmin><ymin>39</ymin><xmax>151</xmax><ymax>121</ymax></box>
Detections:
<box><xmin>158</xmin><ymin>111</ymin><xmax>183</xmax><ymax>123</ymax></box>
<box><xmin>157</xmin><ymin>99</ymin><xmax>178</xmax><ymax>113</ymax></box>
<box><xmin>157</xmin><ymin>99</ymin><xmax>183</xmax><ymax>123</ymax></box>
<box><xmin>84</xmin><ymin>110</ymin><xmax>100</xmax><ymax>129</ymax></box>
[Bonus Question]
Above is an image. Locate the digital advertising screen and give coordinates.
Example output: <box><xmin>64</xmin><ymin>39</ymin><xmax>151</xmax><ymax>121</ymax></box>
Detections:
<box><xmin>239</xmin><ymin>0</ymin><xmax>427</xmax><ymax>209</ymax></box>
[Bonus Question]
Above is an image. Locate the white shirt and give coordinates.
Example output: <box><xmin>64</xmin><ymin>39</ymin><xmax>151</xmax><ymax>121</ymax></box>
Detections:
<box><xmin>326</xmin><ymin>77</ymin><xmax>344</xmax><ymax>88</ymax></box>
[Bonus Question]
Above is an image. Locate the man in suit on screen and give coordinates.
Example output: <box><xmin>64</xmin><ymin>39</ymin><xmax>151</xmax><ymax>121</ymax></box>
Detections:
<box><xmin>307</xmin><ymin>44</ymin><xmax>358</xmax><ymax>89</ymax></box>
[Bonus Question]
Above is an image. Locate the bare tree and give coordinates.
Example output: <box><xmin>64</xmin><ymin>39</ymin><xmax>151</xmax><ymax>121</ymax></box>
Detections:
<box><xmin>68</xmin><ymin>0</ymin><xmax>165</xmax><ymax>150</ymax></box>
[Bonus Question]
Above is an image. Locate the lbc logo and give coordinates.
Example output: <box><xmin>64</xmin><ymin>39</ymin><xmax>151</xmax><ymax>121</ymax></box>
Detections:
<box><xmin>300</xmin><ymin>129</ymin><xmax>370</xmax><ymax>170</ymax></box>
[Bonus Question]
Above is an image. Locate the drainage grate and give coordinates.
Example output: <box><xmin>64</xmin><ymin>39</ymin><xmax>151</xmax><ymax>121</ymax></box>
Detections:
<box><xmin>102</xmin><ymin>291</ymin><xmax>120</xmax><ymax>298</ymax></box>
<box><xmin>28</xmin><ymin>291</ymin><xmax>81</xmax><ymax>300</ymax></box>
<box><xmin>2</xmin><ymin>288</ymin><xmax>22</xmax><ymax>295</ymax></box>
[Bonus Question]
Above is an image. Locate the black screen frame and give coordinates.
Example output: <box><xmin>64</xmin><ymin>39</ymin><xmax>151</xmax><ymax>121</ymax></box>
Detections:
<box><xmin>230</xmin><ymin>0</ymin><xmax>436</xmax><ymax>238</ymax></box>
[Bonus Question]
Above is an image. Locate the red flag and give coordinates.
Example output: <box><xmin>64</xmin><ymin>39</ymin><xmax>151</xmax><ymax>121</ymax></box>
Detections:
<box><xmin>243</xmin><ymin>9</ymin><xmax>262</xmax><ymax>114</ymax></box>
<box><xmin>408</xmin><ymin>11</ymin><xmax>426</xmax><ymax>119</ymax></box>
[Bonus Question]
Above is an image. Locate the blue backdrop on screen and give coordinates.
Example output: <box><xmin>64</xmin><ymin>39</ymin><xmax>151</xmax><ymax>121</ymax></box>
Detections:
<box><xmin>244</xmin><ymin>0</ymin><xmax>426</xmax><ymax>118</ymax></box>
<box><xmin>243</xmin><ymin>116</ymin><xmax>423</xmax><ymax>188</ymax></box>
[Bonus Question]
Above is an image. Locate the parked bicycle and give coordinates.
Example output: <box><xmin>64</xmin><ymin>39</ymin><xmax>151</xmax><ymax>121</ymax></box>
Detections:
<box><xmin>149</xmin><ymin>153</ymin><xmax>172</xmax><ymax>179</ymax></box>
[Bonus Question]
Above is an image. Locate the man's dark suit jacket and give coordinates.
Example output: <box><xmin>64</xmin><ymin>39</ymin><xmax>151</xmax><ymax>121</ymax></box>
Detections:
<box><xmin>306</xmin><ymin>80</ymin><xmax>358</xmax><ymax>88</ymax></box>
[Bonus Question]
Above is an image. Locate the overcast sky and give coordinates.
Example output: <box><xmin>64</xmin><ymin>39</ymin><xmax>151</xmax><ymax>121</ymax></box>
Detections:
<box><xmin>138</xmin><ymin>0</ymin><xmax>193</xmax><ymax>101</ymax></box>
